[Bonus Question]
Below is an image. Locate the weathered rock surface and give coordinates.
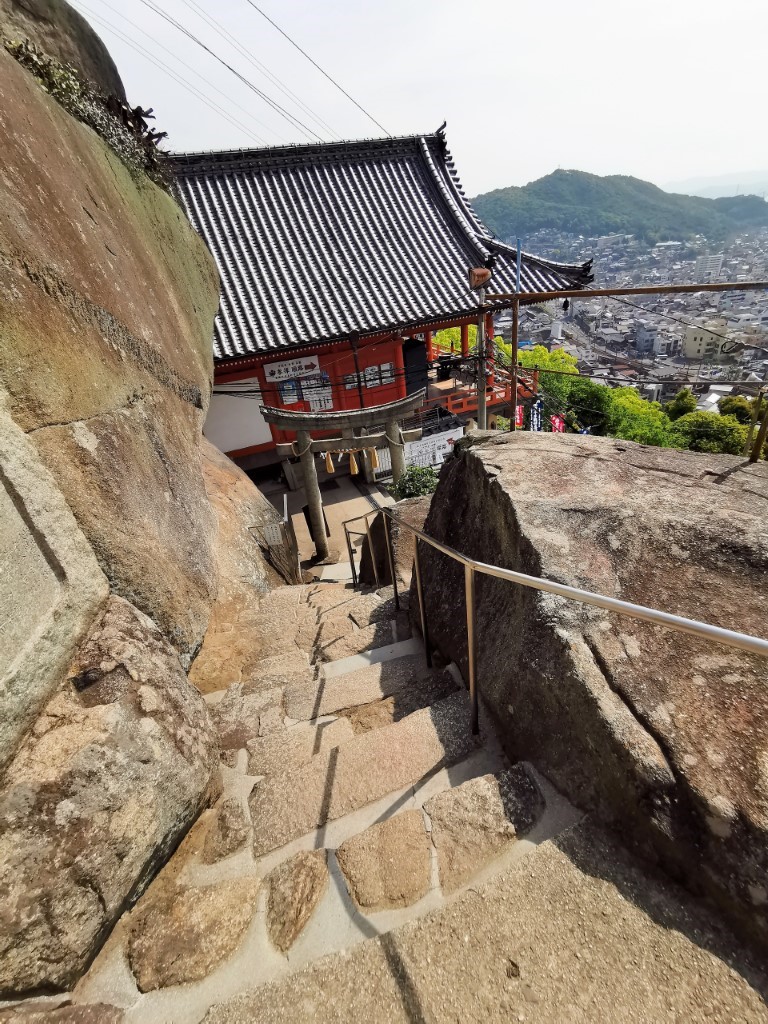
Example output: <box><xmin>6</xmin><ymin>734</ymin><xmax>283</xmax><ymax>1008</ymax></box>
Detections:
<box><xmin>425</xmin><ymin>766</ymin><xmax>544</xmax><ymax>893</ymax></box>
<box><xmin>202</xmin><ymin>797</ymin><xmax>252</xmax><ymax>864</ymax></box>
<box><xmin>0</xmin><ymin>1003</ymin><xmax>123</xmax><ymax>1022</ymax></box>
<box><xmin>0</xmin><ymin>0</ymin><xmax>126</xmax><ymax>98</ymax></box>
<box><xmin>318</xmin><ymin>621</ymin><xmax>395</xmax><ymax>662</ymax></box>
<box><xmin>189</xmin><ymin>440</ymin><xmax>290</xmax><ymax>693</ymax></box>
<box><xmin>416</xmin><ymin>432</ymin><xmax>768</xmax><ymax>946</ymax></box>
<box><xmin>0</xmin><ymin>47</ymin><xmax>220</xmax><ymax>663</ymax></box>
<box><xmin>359</xmin><ymin>495</ymin><xmax>431</xmax><ymax>587</ymax></box>
<box><xmin>202</xmin><ymin>821</ymin><xmax>768</xmax><ymax>1024</ymax></box>
<box><xmin>336</xmin><ymin>810</ymin><xmax>431</xmax><ymax>911</ymax></box>
<box><xmin>206</xmin><ymin>683</ymin><xmax>285</xmax><ymax>752</ymax></box>
<box><xmin>0</xmin><ymin>597</ymin><xmax>219</xmax><ymax>994</ymax></box>
<box><xmin>0</xmin><ymin>403</ymin><xmax>108</xmax><ymax>770</ymax></box>
<box><xmin>265</xmin><ymin>850</ymin><xmax>328</xmax><ymax>952</ymax></box>
<box><xmin>127</xmin><ymin>877</ymin><xmax>260</xmax><ymax>990</ymax></box>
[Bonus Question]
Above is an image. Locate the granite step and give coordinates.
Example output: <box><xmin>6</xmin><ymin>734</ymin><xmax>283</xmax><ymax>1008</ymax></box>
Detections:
<box><xmin>284</xmin><ymin>653</ymin><xmax>449</xmax><ymax>721</ymax></box>
<box><xmin>249</xmin><ymin>689</ymin><xmax>477</xmax><ymax>856</ymax></box>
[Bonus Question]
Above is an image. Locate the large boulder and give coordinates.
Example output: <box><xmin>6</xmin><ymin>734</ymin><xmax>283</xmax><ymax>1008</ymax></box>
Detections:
<box><xmin>0</xmin><ymin>0</ymin><xmax>126</xmax><ymax>98</ymax></box>
<box><xmin>0</xmin><ymin>47</ymin><xmax>220</xmax><ymax>664</ymax></box>
<box><xmin>415</xmin><ymin>432</ymin><xmax>768</xmax><ymax>947</ymax></box>
<box><xmin>358</xmin><ymin>495</ymin><xmax>431</xmax><ymax>587</ymax></box>
<box><xmin>0</xmin><ymin>596</ymin><xmax>219</xmax><ymax>995</ymax></box>
<box><xmin>188</xmin><ymin>440</ymin><xmax>294</xmax><ymax>694</ymax></box>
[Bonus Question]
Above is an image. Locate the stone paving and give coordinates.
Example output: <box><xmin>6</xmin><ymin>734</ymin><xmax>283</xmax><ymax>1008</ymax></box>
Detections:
<box><xmin>28</xmin><ymin>576</ymin><xmax>767</xmax><ymax>1023</ymax></box>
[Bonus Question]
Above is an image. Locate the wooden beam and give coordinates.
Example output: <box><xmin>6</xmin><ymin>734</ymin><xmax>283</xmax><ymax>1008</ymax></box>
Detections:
<box><xmin>486</xmin><ymin>280</ymin><xmax>768</xmax><ymax>303</ymax></box>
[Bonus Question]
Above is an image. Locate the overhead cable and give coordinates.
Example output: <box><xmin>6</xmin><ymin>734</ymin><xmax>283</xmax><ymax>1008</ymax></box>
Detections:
<box><xmin>72</xmin><ymin>2</ymin><xmax>268</xmax><ymax>145</ymax></box>
<box><xmin>135</xmin><ymin>0</ymin><xmax>324</xmax><ymax>141</ymax></box>
<box><xmin>81</xmin><ymin>0</ymin><xmax>281</xmax><ymax>142</ymax></box>
<box><xmin>242</xmin><ymin>0</ymin><xmax>391</xmax><ymax>136</ymax></box>
<box><xmin>178</xmin><ymin>0</ymin><xmax>340</xmax><ymax>140</ymax></box>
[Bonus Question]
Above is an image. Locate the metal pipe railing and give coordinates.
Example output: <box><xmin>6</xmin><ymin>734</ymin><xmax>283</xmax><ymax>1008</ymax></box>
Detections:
<box><xmin>342</xmin><ymin>507</ymin><xmax>768</xmax><ymax>735</ymax></box>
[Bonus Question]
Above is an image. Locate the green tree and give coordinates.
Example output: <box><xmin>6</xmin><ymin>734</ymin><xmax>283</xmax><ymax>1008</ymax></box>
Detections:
<box><xmin>717</xmin><ymin>395</ymin><xmax>755</xmax><ymax>425</ymax></box>
<box><xmin>496</xmin><ymin>343</ymin><xmax>578</xmax><ymax>406</ymax></box>
<box><xmin>605</xmin><ymin>388</ymin><xmax>677</xmax><ymax>447</ymax></box>
<box><xmin>390</xmin><ymin>465</ymin><xmax>439</xmax><ymax>500</ymax></box>
<box><xmin>561</xmin><ymin>377</ymin><xmax>614</xmax><ymax>433</ymax></box>
<box><xmin>665</xmin><ymin>388</ymin><xmax>698</xmax><ymax>421</ymax></box>
<box><xmin>670</xmin><ymin>412</ymin><xmax>748</xmax><ymax>455</ymax></box>
<box><xmin>433</xmin><ymin>325</ymin><xmax>476</xmax><ymax>353</ymax></box>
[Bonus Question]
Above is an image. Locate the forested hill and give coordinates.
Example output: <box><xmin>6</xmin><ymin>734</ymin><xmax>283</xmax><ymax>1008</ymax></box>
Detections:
<box><xmin>471</xmin><ymin>169</ymin><xmax>768</xmax><ymax>243</ymax></box>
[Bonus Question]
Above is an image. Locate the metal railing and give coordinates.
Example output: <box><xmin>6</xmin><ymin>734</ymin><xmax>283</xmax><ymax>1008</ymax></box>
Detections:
<box><xmin>342</xmin><ymin>508</ymin><xmax>768</xmax><ymax>736</ymax></box>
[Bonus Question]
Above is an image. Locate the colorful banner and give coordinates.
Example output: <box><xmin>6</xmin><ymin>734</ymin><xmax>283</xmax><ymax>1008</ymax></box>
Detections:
<box><xmin>515</xmin><ymin>404</ymin><xmax>525</xmax><ymax>428</ymax></box>
<box><xmin>550</xmin><ymin>414</ymin><xmax>566</xmax><ymax>433</ymax></box>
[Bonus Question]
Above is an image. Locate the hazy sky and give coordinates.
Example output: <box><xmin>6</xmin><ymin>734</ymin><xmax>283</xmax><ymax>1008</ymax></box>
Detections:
<box><xmin>71</xmin><ymin>0</ymin><xmax>766</xmax><ymax>197</ymax></box>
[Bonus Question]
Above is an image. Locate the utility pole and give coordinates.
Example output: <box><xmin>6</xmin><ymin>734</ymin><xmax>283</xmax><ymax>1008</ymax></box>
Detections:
<box><xmin>477</xmin><ymin>284</ymin><xmax>487</xmax><ymax>430</ymax></box>
<box><xmin>509</xmin><ymin>239</ymin><xmax>522</xmax><ymax>433</ymax></box>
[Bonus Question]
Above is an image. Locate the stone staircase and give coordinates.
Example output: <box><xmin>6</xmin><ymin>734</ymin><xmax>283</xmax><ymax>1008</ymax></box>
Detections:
<box><xmin>60</xmin><ymin>578</ymin><xmax>768</xmax><ymax>1023</ymax></box>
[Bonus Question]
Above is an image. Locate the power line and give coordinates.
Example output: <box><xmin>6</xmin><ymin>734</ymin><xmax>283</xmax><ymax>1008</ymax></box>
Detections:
<box><xmin>80</xmin><ymin>0</ymin><xmax>280</xmax><ymax>143</ymax></box>
<box><xmin>177</xmin><ymin>0</ymin><xmax>340</xmax><ymax>140</ymax></box>
<box><xmin>72</xmin><ymin>2</ymin><xmax>268</xmax><ymax>146</ymax></box>
<box><xmin>242</xmin><ymin>0</ymin><xmax>391</xmax><ymax>137</ymax></box>
<box><xmin>135</xmin><ymin>0</ymin><xmax>324</xmax><ymax>142</ymax></box>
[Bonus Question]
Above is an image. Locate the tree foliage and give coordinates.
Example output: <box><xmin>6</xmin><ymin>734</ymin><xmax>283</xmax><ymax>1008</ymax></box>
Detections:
<box><xmin>717</xmin><ymin>395</ymin><xmax>756</xmax><ymax>424</ymax></box>
<box><xmin>665</xmin><ymin>388</ymin><xmax>698</xmax><ymax>421</ymax></box>
<box><xmin>669</xmin><ymin>412</ymin><xmax>748</xmax><ymax>455</ymax></box>
<box><xmin>433</xmin><ymin>325</ymin><xmax>477</xmax><ymax>352</ymax></box>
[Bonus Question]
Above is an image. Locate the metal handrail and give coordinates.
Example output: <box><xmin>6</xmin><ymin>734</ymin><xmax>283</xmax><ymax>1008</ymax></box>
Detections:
<box><xmin>342</xmin><ymin>507</ymin><xmax>768</xmax><ymax>735</ymax></box>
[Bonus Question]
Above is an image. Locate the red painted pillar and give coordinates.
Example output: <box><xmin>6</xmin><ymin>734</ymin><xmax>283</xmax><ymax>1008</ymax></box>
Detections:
<box><xmin>425</xmin><ymin>330</ymin><xmax>434</xmax><ymax>362</ymax></box>
<box><xmin>461</xmin><ymin>323</ymin><xmax>470</xmax><ymax>358</ymax></box>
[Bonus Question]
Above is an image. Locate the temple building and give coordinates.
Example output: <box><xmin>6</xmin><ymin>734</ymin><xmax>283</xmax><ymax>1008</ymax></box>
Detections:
<box><xmin>170</xmin><ymin>128</ymin><xmax>592</xmax><ymax>467</ymax></box>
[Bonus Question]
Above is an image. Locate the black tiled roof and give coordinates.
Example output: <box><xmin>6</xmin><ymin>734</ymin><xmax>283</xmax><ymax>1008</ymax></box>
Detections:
<box><xmin>170</xmin><ymin>131</ymin><xmax>593</xmax><ymax>362</ymax></box>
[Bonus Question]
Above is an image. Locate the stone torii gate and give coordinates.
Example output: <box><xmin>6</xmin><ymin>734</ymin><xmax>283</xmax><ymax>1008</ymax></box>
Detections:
<box><xmin>261</xmin><ymin>390</ymin><xmax>426</xmax><ymax>560</ymax></box>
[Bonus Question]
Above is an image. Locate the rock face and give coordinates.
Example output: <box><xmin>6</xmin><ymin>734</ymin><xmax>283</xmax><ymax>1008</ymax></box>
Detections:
<box><xmin>128</xmin><ymin>877</ymin><xmax>260</xmax><ymax>990</ymax></box>
<box><xmin>0</xmin><ymin>0</ymin><xmax>126</xmax><ymax>98</ymax></box>
<box><xmin>189</xmin><ymin>440</ymin><xmax>291</xmax><ymax>693</ymax></box>
<box><xmin>0</xmin><ymin>47</ymin><xmax>220</xmax><ymax>665</ymax></box>
<box><xmin>359</xmin><ymin>496</ymin><xmax>431</xmax><ymax>587</ymax></box>
<box><xmin>265</xmin><ymin>850</ymin><xmax>328</xmax><ymax>952</ymax></box>
<box><xmin>0</xmin><ymin>597</ymin><xmax>219</xmax><ymax>994</ymax></box>
<box><xmin>336</xmin><ymin>810</ymin><xmax>431</xmax><ymax>911</ymax></box>
<box><xmin>416</xmin><ymin>432</ymin><xmax>768</xmax><ymax>947</ymax></box>
<box><xmin>0</xmin><ymin>403</ymin><xmax>108</xmax><ymax>770</ymax></box>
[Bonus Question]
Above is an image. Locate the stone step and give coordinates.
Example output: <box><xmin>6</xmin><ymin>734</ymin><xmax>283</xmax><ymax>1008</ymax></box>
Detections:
<box><xmin>284</xmin><ymin>654</ymin><xmax>449</xmax><ymax>721</ymax></box>
<box><xmin>249</xmin><ymin>690</ymin><xmax>477</xmax><ymax>856</ymax></box>
<box><xmin>316</xmin><ymin>620</ymin><xmax>397</xmax><ymax>662</ymax></box>
<box><xmin>320</xmin><ymin>637</ymin><xmax>422</xmax><ymax>679</ymax></box>
<box><xmin>203</xmin><ymin>819</ymin><xmax>768</xmax><ymax>1023</ymax></box>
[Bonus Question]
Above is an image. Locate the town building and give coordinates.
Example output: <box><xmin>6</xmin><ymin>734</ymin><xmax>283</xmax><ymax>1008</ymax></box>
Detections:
<box><xmin>170</xmin><ymin>130</ymin><xmax>592</xmax><ymax>466</ymax></box>
<box><xmin>682</xmin><ymin>319</ymin><xmax>728</xmax><ymax>359</ymax></box>
<box><xmin>694</xmin><ymin>253</ymin><xmax>724</xmax><ymax>281</ymax></box>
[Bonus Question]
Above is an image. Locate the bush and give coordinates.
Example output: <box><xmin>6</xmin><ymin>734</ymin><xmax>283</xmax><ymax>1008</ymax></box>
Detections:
<box><xmin>390</xmin><ymin>465</ymin><xmax>439</xmax><ymax>500</ymax></box>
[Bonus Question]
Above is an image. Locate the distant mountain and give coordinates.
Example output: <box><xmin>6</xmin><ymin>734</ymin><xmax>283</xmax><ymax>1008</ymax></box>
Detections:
<box><xmin>471</xmin><ymin>169</ymin><xmax>768</xmax><ymax>243</ymax></box>
<box><xmin>663</xmin><ymin>171</ymin><xmax>768</xmax><ymax>200</ymax></box>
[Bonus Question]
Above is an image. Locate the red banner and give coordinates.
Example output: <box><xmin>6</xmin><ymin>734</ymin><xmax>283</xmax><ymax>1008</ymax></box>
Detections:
<box><xmin>550</xmin><ymin>415</ymin><xmax>566</xmax><ymax>433</ymax></box>
<box><xmin>515</xmin><ymin>404</ymin><xmax>525</xmax><ymax>428</ymax></box>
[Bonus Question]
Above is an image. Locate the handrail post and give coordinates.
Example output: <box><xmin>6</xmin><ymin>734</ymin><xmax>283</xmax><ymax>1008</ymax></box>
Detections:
<box><xmin>344</xmin><ymin>523</ymin><xmax>358</xmax><ymax>589</ymax></box>
<box><xmin>413</xmin><ymin>538</ymin><xmax>432</xmax><ymax>667</ymax></box>
<box><xmin>464</xmin><ymin>563</ymin><xmax>479</xmax><ymax>735</ymax></box>
<box><xmin>382</xmin><ymin>510</ymin><xmax>399</xmax><ymax>611</ymax></box>
<box><xmin>365</xmin><ymin>514</ymin><xmax>381</xmax><ymax>590</ymax></box>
